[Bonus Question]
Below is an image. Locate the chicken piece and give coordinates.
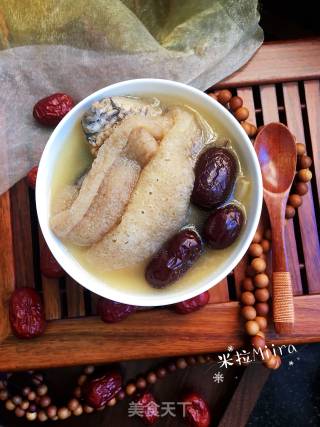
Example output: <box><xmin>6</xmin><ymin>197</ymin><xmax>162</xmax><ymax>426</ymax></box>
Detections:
<box><xmin>125</xmin><ymin>127</ymin><xmax>159</xmax><ymax>167</ymax></box>
<box><xmin>86</xmin><ymin>107</ymin><xmax>203</xmax><ymax>270</ymax></box>
<box><xmin>50</xmin><ymin>114</ymin><xmax>170</xmax><ymax>245</ymax></box>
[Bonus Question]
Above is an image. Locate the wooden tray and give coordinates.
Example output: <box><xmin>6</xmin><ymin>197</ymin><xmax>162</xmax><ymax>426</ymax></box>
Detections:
<box><xmin>1</xmin><ymin>39</ymin><xmax>320</xmax><ymax>372</ymax></box>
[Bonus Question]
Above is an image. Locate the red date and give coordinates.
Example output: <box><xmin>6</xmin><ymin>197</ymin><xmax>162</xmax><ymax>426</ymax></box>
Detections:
<box><xmin>135</xmin><ymin>392</ymin><xmax>159</xmax><ymax>425</ymax></box>
<box><xmin>182</xmin><ymin>392</ymin><xmax>211</xmax><ymax>427</ymax></box>
<box><xmin>203</xmin><ymin>204</ymin><xmax>244</xmax><ymax>249</ymax></box>
<box><xmin>174</xmin><ymin>291</ymin><xmax>209</xmax><ymax>314</ymax></box>
<box><xmin>33</xmin><ymin>93</ymin><xmax>74</xmax><ymax>126</ymax></box>
<box><xmin>83</xmin><ymin>372</ymin><xmax>122</xmax><ymax>409</ymax></box>
<box><xmin>26</xmin><ymin>166</ymin><xmax>38</xmax><ymax>189</ymax></box>
<box><xmin>192</xmin><ymin>147</ymin><xmax>237</xmax><ymax>209</ymax></box>
<box><xmin>40</xmin><ymin>243</ymin><xmax>65</xmax><ymax>278</ymax></box>
<box><xmin>97</xmin><ymin>298</ymin><xmax>136</xmax><ymax>323</ymax></box>
<box><xmin>9</xmin><ymin>288</ymin><xmax>46</xmax><ymax>339</ymax></box>
<box><xmin>145</xmin><ymin>229</ymin><xmax>203</xmax><ymax>288</ymax></box>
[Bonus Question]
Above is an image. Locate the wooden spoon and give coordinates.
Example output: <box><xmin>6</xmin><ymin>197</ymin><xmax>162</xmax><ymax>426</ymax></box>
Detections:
<box><xmin>255</xmin><ymin>123</ymin><xmax>297</xmax><ymax>334</ymax></box>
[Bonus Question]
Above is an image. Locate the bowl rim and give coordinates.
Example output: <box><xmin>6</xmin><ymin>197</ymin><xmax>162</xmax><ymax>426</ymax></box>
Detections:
<box><xmin>36</xmin><ymin>78</ymin><xmax>263</xmax><ymax>306</ymax></box>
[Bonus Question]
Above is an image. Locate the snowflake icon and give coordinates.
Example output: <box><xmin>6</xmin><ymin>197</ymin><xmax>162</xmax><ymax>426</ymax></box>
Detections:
<box><xmin>213</xmin><ymin>372</ymin><xmax>224</xmax><ymax>384</ymax></box>
<box><xmin>288</xmin><ymin>360</ymin><xmax>294</xmax><ymax>366</ymax></box>
<box><xmin>227</xmin><ymin>345</ymin><xmax>234</xmax><ymax>352</ymax></box>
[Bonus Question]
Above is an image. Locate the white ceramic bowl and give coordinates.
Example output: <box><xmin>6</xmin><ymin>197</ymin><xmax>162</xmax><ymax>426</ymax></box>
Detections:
<box><xmin>36</xmin><ymin>79</ymin><xmax>262</xmax><ymax>307</ymax></box>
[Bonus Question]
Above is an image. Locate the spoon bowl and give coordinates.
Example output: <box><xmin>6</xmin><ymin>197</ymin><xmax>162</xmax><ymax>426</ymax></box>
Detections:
<box><xmin>255</xmin><ymin>123</ymin><xmax>297</xmax><ymax>334</ymax></box>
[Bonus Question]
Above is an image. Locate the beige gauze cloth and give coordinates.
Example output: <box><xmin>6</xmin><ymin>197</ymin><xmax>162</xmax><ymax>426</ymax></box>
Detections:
<box><xmin>0</xmin><ymin>0</ymin><xmax>263</xmax><ymax>195</ymax></box>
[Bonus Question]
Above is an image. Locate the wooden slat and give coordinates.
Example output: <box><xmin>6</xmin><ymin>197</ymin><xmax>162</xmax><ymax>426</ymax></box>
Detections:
<box><xmin>259</xmin><ymin>84</ymin><xmax>303</xmax><ymax>295</ymax></box>
<box><xmin>283</xmin><ymin>82</ymin><xmax>320</xmax><ymax>293</ymax></box>
<box><xmin>9</xmin><ymin>180</ymin><xmax>35</xmax><ymax>288</ymax></box>
<box><xmin>66</xmin><ymin>277</ymin><xmax>85</xmax><ymax>318</ymax></box>
<box><xmin>1</xmin><ymin>295</ymin><xmax>320</xmax><ymax>371</ymax></box>
<box><xmin>232</xmin><ymin>87</ymin><xmax>256</xmax><ymax>298</ymax></box>
<box><xmin>38</xmin><ymin>231</ymin><xmax>61</xmax><ymax>320</ymax></box>
<box><xmin>216</xmin><ymin>39</ymin><xmax>320</xmax><ymax>88</ymax></box>
<box><xmin>218</xmin><ymin>364</ymin><xmax>270</xmax><ymax>427</ymax></box>
<box><xmin>209</xmin><ymin>279</ymin><xmax>229</xmax><ymax>303</ymax></box>
<box><xmin>0</xmin><ymin>192</ymin><xmax>15</xmax><ymax>342</ymax></box>
<box><xmin>304</xmin><ymin>80</ymin><xmax>320</xmax><ymax>204</ymax></box>
<box><xmin>91</xmin><ymin>292</ymin><xmax>99</xmax><ymax>315</ymax></box>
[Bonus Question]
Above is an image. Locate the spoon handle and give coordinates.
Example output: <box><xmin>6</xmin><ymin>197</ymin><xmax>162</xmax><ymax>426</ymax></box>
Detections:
<box><xmin>273</xmin><ymin>272</ymin><xmax>294</xmax><ymax>334</ymax></box>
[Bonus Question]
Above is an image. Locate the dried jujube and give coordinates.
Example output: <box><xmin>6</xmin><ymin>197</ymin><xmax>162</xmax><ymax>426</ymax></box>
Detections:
<box><xmin>40</xmin><ymin>244</ymin><xmax>64</xmax><ymax>278</ymax></box>
<box><xmin>9</xmin><ymin>288</ymin><xmax>46</xmax><ymax>339</ymax></box>
<box><xmin>174</xmin><ymin>291</ymin><xmax>209</xmax><ymax>314</ymax></box>
<box><xmin>182</xmin><ymin>392</ymin><xmax>211</xmax><ymax>427</ymax></box>
<box><xmin>97</xmin><ymin>298</ymin><xmax>136</xmax><ymax>323</ymax></box>
<box><xmin>203</xmin><ymin>204</ymin><xmax>244</xmax><ymax>249</ymax></box>
<box><xmin>145</xmin><ymin>229</ymin><xmax>203</xmax><ymax>288</ymax></box>
<box><xmin>192</xmin><ymin>147</ymin><xmax>237</xmax><ymax>209</ymax></box>
<box><xmin>83</xmin><ymin>372</ymin><xmax>122</xmax><ymax>409</ymax></box>
<box><xmin>33</xmin><ymin>93</ymin><xmax>74</xmax><ymax>127</ymax></box>
<box><xmin>135</xmin><ymin>392</ymin><xmax>159</xmax><ymax>425</ymax></box>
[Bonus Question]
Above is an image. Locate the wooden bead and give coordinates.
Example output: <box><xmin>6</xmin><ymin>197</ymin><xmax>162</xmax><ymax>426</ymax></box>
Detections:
<box><xmin>29</xmin><ymin>403</ymin><xmax>37</xmax><ymax>413</ymax></box>
<box><xmin>21</xmin><ymin>400</ymin><xmax>30</xmax><ymax>410</ymax></box>
<box><xmin>187</xmin><ymin>356</ymin><xmax>197</xmax><ymax>365</ymax></box>
<box><xmin>126</xmin><ymin>383</ymin><xmax>136</xmax><ymax>396</ymax></box>
<box><xmin>298</xmin><ymin>155</ymin><xmax>312</xmax><ymax>169</ymax></box>
<box><xmin>40</xmin><ymin>395</ymin><xmax>51</xmax><ymax>408</ymax></box>
<box><xmin>295</xmin><ymin>181</ymin><xmax>308</xmax><ymax>196</ymax></box>
<box><xmin>262</xmin><ymin>348</ymin><xmax>272</xmax><ymax>361</ymax></box>
<box><xmin>84</xmin><ymin>365</ymin><xmax>95</xmax><ymax>375</ymax></box>
<box><xmin>47</xmin><ymin>405</ymin><xmax>57</xmax><ymax>419</ymax></box>
<box><xmin>264</xmin><ymin>229</ymin><xmax>272</xmax><ymax>241</ymax></box>
<box><xmin>252</xmin><ymin>229</ymin><xmax>263</xmax><ymax>243</ymax></box>
<box><xmin>241</xmin><ymin>121</ymin><xmax>252</xmax><ymax>136</ymax></box>
<box><xmin>38</xmin><ymin>410</ymin><xmax>48</xmax><ymax>422</ymax></box>
<box><xmin>288</xmin><ymin>194</ymin><xmax>302</xmax><ymax>208</ymax></box>
<box><xmin>298</xmin><ymin>168</ymin><xmax>312</xmax><ymax>182</ymax></box>
<box><xmin>245</xmin><ymin>320</ymin><xmax>260</xmax><ymax>336</ymax></box>
<box><xmin>251</xmin><ymin>334</ymin><xmax>266</xmax><ymax>350</ymax></box>
<box><xmin>12</xmin><ymin>395</ymin><xmax>22</xmax><ymax>405</ymax></box>
<box><xmin>296</xmin><ymin>142</ymin><xmax>306</xmax><ymax>156</ymax></box>
<box><xmin>255</xmin><ymin>288</ymin><xmax>270</xmax><ymax>302</ymax></box>
<box><xmin>248</xmin><ymin>123</ymin><xmax>257</xmax><ymax>137</ymax></box>
<box><xmin>265</xmin><ymin>355</ymin><xmax>278</xmax><ymax>369</ymax></box>
<box><xmin>83</xmin><ymin>405</ymin><xmax>94</xmax><ymax>414</ymax></box>
<box><xmin>22</xmin><ymin>386</ymin><xmax>31</xmax><ymax>397</ymax></box>
<box><xmin>241</xmin><ymin>305</ymin><xmax>256</xmax><ymax>320</ymax></box>
<box><xmin>77</xmin><ymin>374</ymin><xmax>87</xmax><ymax>386</ymax></box>
<box><xmin>255</xmin><ymin>302</ymin><xmax>269</xmax><ymax>316</ymax></box>
<box><xmin>272</xmin><ymin>355</ymin><xmax>282</xmax><ymax>370</ymax></box>
<box><xmin>147</xmin><ymin>372</ymin><xmax>157</xmax><ymax>384</ymax></box>
<box><xmin>242</xmin><ymin>277</ymin><xmax>254</xmax><ymax>291</ymax></box>
<box><xmin>249</xmin><ymin>243</ymin><xmax>263</xmax><ymax>257</ymax></box>
<box><xmin>0</xmin><ymin>390</ymin><xmax>8</xmax><ymax>400</ymax></box>
<box><xmin>255</xmin><ymin>316</ymin><xmax>268</xmax><ymax>330</ymax></box>
<box><xmin>197</xmin><ymin>355</ymin><xmax>206</xmax><ymax>364</ymax></box>
<box><xmin>251</xmin><ymin>258</ymin><xmax>266</xmax><ymax>273</ymax></box>
<box><xmin>27</xmin><ymin>391</ymin><xmax>36</xmax><ymax>401</ymax></box>
<box><xmin>156</xmin><ymin>367</ymin><xmax>167</xmax><ymax>378</ymax></box>
<box><xmin>256</xmin><ymin>330</ymin><xmax>266</xmax><ymax>339</ymax></box>
<box><xmin>261</xmin><ymin>239</ymin><xmax>270</xmax><ymax>253</ymax></box>
<box><xmin>57</xmin><ymin>407</ymin><xmax>71</xmax><ymax>420</ymax></box>
<box><xmin>240</xmin><ymin>291</ymin><xmax>255</xmax><ymax>306</ymax></box>
<box><xmin>136</xmin><ymin>377</ymin><xmax>147</xmax><ymax>389</ymax></box>
<box><xmin>234</xmin><ymin>107</ymin><xmax>249</xmax><ymax>121</ymax></box>
<box><xmin>15</xmin><ymin>407</ymin><xmax>25</xmax><ymax>417</ymax></box>
<box><xmin>229</xmin><ymin>96</ymin><xmax>243</xmax><ymax>110</ymax></box>
<box><xmin>116</xmin><ymin>390</ymin><xmax>126</xmax><ymax>401</ymax></box>
<box><xmin>32</xmin><ymin>373</ymin><xmax>44</xmax><ymax>385</ymax></box>
<box><xmin>68</xmin><ymin>398</ymin><xmax>79</xmax><ymax>411</ymax></box>
<box><xmin>26</xmin><ymin>411</ymin><xmax>37</xmax><ymax>421</ymax></box>
<box><xmin>107</xmin><ymin>398</ymin><xmax>117</xmax><ymax>407</ymax></box>
<box><xmin>218</xmin><ymin>89</ymin><xmax>232</xmax><ymax>104</ymax></box>
<box><xmin>176</xmin><ymin>357</ymin><xmax>188</xmax><ymax>369</ymax></box>
<box><xmin>254</xmin><ymin>273</ymin><xmax>269</xmax><ymax>288</ymax></box>
<box><xmin>285</xmin><ymin>204</ymin><xmax>296</xmax><ymax>219</ymax></box>
<box><xmin>74</xmin><ymin>405</ymin><xmax>84</xmax><ymax>415</ymax></box>
<box><xmin>37</xmin><ymin>384</ymin><xmax>48</xmax><ymax>396</ymax></box>
<box><xmin>167</xmin><ymin>363</ymin><xmax>177</xmax><ymax>373</ymax></box>
<box><xmin>5</xmin><ymin>400</ymin><xmax>15</xmax><ymax>411</ymax></box>
<box><xmin>0</xmin><ymin>380</ymin><xmax>6</xmax><ymax>390</ymax></box>
<box><xmin>73</xmin><ymin>386</ymin><xmax>82</xmax><ymax>398</ymax></box>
